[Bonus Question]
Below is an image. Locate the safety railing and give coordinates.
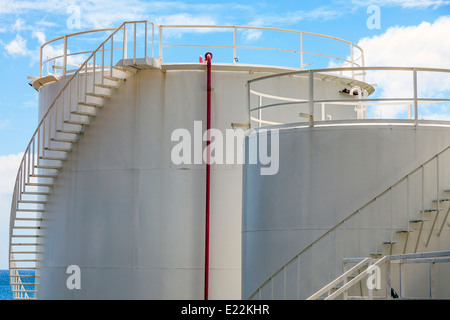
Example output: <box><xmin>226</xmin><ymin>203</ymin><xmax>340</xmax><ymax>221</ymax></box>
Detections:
<box><xmin>248</xmin><ymin>143</ymin><xmax>450</xmax><ymax>299</ymax></box>
<box><xmin>247</xmin><ymin>67</ymin><xmax>450</xmax><ymax>130</ymax></box>
<box><xmin>309</xmin><ymin>250</ymin><xmax>450</xmax><ymax>300</ymax></box>
<box><xmin>39</xmin><ymin>21</ymin><xmax>364</xmax><ymax>77</ymax></box>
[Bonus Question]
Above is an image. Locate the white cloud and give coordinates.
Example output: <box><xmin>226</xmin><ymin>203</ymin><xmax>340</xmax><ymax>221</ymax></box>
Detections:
<box><xmin>4</xmin><ymin>34</ymin><xmax>28</xmax><ymax>56</ymax></box>
<box><xmin>351</xmin><ymin>0</ymin><xmax>450</xmax><ymax>8</ymax></box>
<box><xmin>355</xmin><ymin>16</ymin><xmax>450</xmax><ymax>119</ymax></box>
<box><xmin>32</xmin><ymin>31</ymin><xmax>46</xmax><ymax>45</ymax></box>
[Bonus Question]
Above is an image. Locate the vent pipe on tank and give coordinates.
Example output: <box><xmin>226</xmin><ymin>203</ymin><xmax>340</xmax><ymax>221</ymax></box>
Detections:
<box><xmin>204</xmin><ymin>52</ymin><xmax>213</xmax><ymax>300</ymax></box>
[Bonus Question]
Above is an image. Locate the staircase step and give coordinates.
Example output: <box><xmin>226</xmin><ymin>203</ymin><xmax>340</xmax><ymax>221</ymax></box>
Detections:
<box><xmin>104</xmin><ymin>75</ymin><xmax>126</xmax><ymax>82</ymax></box>
<box><xmin>421</xmin><ymin>209</ymin><xmax>442</xmax><ymax>213</ymax></box>
<box><xmin>45</xmin><ymin>146</ymin><xmax>72</xmax><ymax>152</ymax></box>
<box><xmin>50</xmin><ymin>137</ymin><xmax>78</xmax><ymax>143</ymax></box>
<box><xmin>30</xmin><ymin>173</ymin><xmax>58</xmax><ymax>179</ymax></box>
<box><xmin>432</xmin><ymin>198</ymin><xmax>450</xmax><ymax>203</ymax></box>
<box><xmin>34</xmin><ymin>164</ymin><xmax>62</xmax><ymax>170</ymax></box>
<box><xmin>410</xmin><ymin>219</ymin><xmax>426</xmax><ymax>223</ymax></box>
<box><xmin>396</xmin><ymin>229</ymin><xmax>413</xmax><ymax>233</ymax></box>
<box><xmin>86</xmin><ymin>92</ymin><xmax>110</xmax><ymax>99</ymax></box>
<box><xmin>13</xmin><ymin>226</ymin><xmax>40</xmax><ymax>230</ymax></box>
<box><xmin>39</xmin><ymin>156</ymin><xmax>67</xmax><ymax>161</ymax></box>
<box><xmin>78</xmin><ymin>101</ymin><xmax>103</xmax><ymax>108</ymax></box>
<box><xmin>64</xmin><ymin>119</ymin><xmax>90</xmax><ymax>125</ymax></box>
<box><xmin>95</xmin><ymin>83</ymin><xmax>120</xmax><ymax>89</ymax></box>
<box><xmin>383</xmin><ymin>241</ymin><xmax>397</xmax><ymax>245</ymax></box>
<box><xmin>15</xmin><ymin>209</ymin><xmax>44</xmax><ymax>213</ymax></box>
<box><xmin>57</xmin><ymin>128</ymin><xmax>84</xmax><ymax>134</ymax></box>
<box><xmin>21</xmin><ymin>191</ymin><xmax>50</xmax><ymax>196</ymax></box>
<box><xmin>18</xmin><ymin>199</ymin><xmax>46</xmax><ymax>204</ymax></box>
<box><xmin>71</xmin><ymin>110</ymin><xmax>97</xmax><ymax>117</ymax></box>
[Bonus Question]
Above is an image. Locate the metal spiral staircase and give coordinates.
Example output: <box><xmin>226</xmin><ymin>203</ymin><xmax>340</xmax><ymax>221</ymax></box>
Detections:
<box><xmin>8</xmin><ymin>23</ymin><xmax>135</xmax><ymax>299</ymax></box>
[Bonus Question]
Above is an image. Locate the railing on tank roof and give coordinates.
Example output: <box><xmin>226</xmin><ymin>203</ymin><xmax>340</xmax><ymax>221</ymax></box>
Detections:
<box><xmin>247</xmin><ymin>66</ymin><xmax>450</xmax><ymax>130</ymax></box>
<box><xmin>39</xmin><ymin>21</ymin><xmax>364</xmax><ymax>77</ymax></box>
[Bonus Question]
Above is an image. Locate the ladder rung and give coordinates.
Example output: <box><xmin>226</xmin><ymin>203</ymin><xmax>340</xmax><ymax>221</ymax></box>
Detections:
<box><xmin>10</xmin><ymin>243</ymin><xmax>41</xmax><ymax>246</ymax></box>
<box><xmin>11</xmin><ymin>282</ymin><xmax>37</xmax><ymax>286</ymax></box>
<box><xmin>14</xmin><ymin>218</ymin><xmax>42</xmax><ymax>221</ymax></box>
<box><xmin>11</xmin><ymin>290</ymin><xmax>37</xmax><ymax>293</ymax></box>
<box><xmin>383</xmin><ymin>241</ymin><xmax>397</xmax><ymax>244</ymax></box>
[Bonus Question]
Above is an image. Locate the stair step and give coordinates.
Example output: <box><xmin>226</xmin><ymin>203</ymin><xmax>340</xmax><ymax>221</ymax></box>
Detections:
<box><xmin>410</xmin><ymin>219</ymin><xmax>426</xmax><ymax>223</ymax></box>
<box><xmin>35</xmin><ymin>164</ymin><xmax>62</xmax><ymax>169</ymax></box>
<box><xmin>22</xmin><ymin>191</ymin><xmax>50</xmax><ymax>196</ymax></box>
<box><xmin>71</xmin><ymin>110</ymin><xmax>97</xmax><ymax>117</ymax></box>
<box><xmin>30</xmin><ymin>173</ymin><xmax>57</xmax><ymax>179</ymax></box>
<box><xmin>11</xmin><ymin>235</ymin><xmax>39</xmax><ymax>238</ymax></box>
<box><xmin>13</xmin><ymin>226</ymin><xmax>40</xmax><ymax>230</ymax></box>
<box><xmin>39</xmin><ymin>156</ymin><xmax>66</xmax><ymax>161</ymax></box>
<box><xmin>86</xmin><ymin>92</ymin><xmax>110</xmax><ymax>99</ymax></box>
<box><xmin>370</xmin><ymin>252</ymin><xmax>383</xmax><ymax>257</ymax></box>
<box><xmin>78</xmin><ymin>101</ymin><xmax>103</xmax><ymax>108</ymax></box>
<box><xmin>421</xmin><ymin>208</ymin><xmax>442</xmax><ymax>213</ymax></box>
<box><xmin>104</xmin><ymin>75</ymin><xmax>125</xmax><ymax>82</ymax></box>
<box><xmin>432</xmin><ymin>198</ymin><xmax>450</xmax><ymax>202</ymax></box>
<box><xmin>26</xmin><ymin>182</ymin><xmax>54</xmax><ymax>187</ymax></box>
<box><xmin>57</xmin><ymin>128</ymin><xmax>84</xmax><ymax>134</ymax></box>
<box><xmin>45</xmin><ymin>145</ymin><xmax>72</xmax><ymax>151</ymax></box>
<box><xmin>95</xmin><ymin>83</ymin><xmax>120</xmax><ymax>89</ymax></box>
<box><xmin>64</xmin><ymin>119</ymin><xmax>90</xmax><ymax>125</ymax></box>
<box><xmin>18</xmin><ymin>200</ymin><xmax>46</xmax><ymax>204</ymax></box>
<box><xmin>383</xmin><ymin>241</ymin><xmax>397</xmax><ymax>244</ymax></box>
<box><xmin>396</xmin><ymin>229</ymin><xmax>413</xmax><ymax>233</ymax></box>
<box><xmin>50</xmin><ymin>137</ymin><xmax>78</xmax><ymax>143</ymax></box>
<box><xmin>15</xmin><ymin>209</ymin><xmax>44</xmax><ymax>213</ymax></box>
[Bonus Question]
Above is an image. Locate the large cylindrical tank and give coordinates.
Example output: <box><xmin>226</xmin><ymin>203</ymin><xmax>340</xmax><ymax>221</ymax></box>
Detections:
<box><xmin>242</xmin><ymin>125</ymin><xmax>450</xmax><ymax>299</ymax></box>
<box><xmin>35</xmin><ymin>63</ymin><xmax>363</xmax><ymax>299</ymax></box>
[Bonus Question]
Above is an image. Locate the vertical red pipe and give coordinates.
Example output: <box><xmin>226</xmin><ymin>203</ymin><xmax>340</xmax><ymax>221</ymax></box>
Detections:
<box><xmin>204</xmin><ymin>52</ymin><xmax>213</xmax><ymax>300</ymax></box>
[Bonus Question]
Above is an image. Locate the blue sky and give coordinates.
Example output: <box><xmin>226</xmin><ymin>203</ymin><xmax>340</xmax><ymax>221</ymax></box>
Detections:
<box><xmin>0</xmin><ymin>0</ymin><xmax>449</xmax><ymax>269</ymax></box>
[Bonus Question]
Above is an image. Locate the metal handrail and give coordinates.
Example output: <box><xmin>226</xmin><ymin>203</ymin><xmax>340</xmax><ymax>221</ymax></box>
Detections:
<box><xmin>247</xmin><ymin>66</ymin><xmax>450</xmax><ymax>129</ymax></box>
<box><xmin>39</xmin><ymin>21</ymin><xmax>364</xmax><ymax>77</ymax></box>
<box><xmin>248</xmin><ymin>142</ymin><xmax>450</xmax><ymax>299</ymax></box>
<box><xmin>310</xmin><ymin>250</ymin><xmax>450</xmax><ymax>300</ymax></box>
